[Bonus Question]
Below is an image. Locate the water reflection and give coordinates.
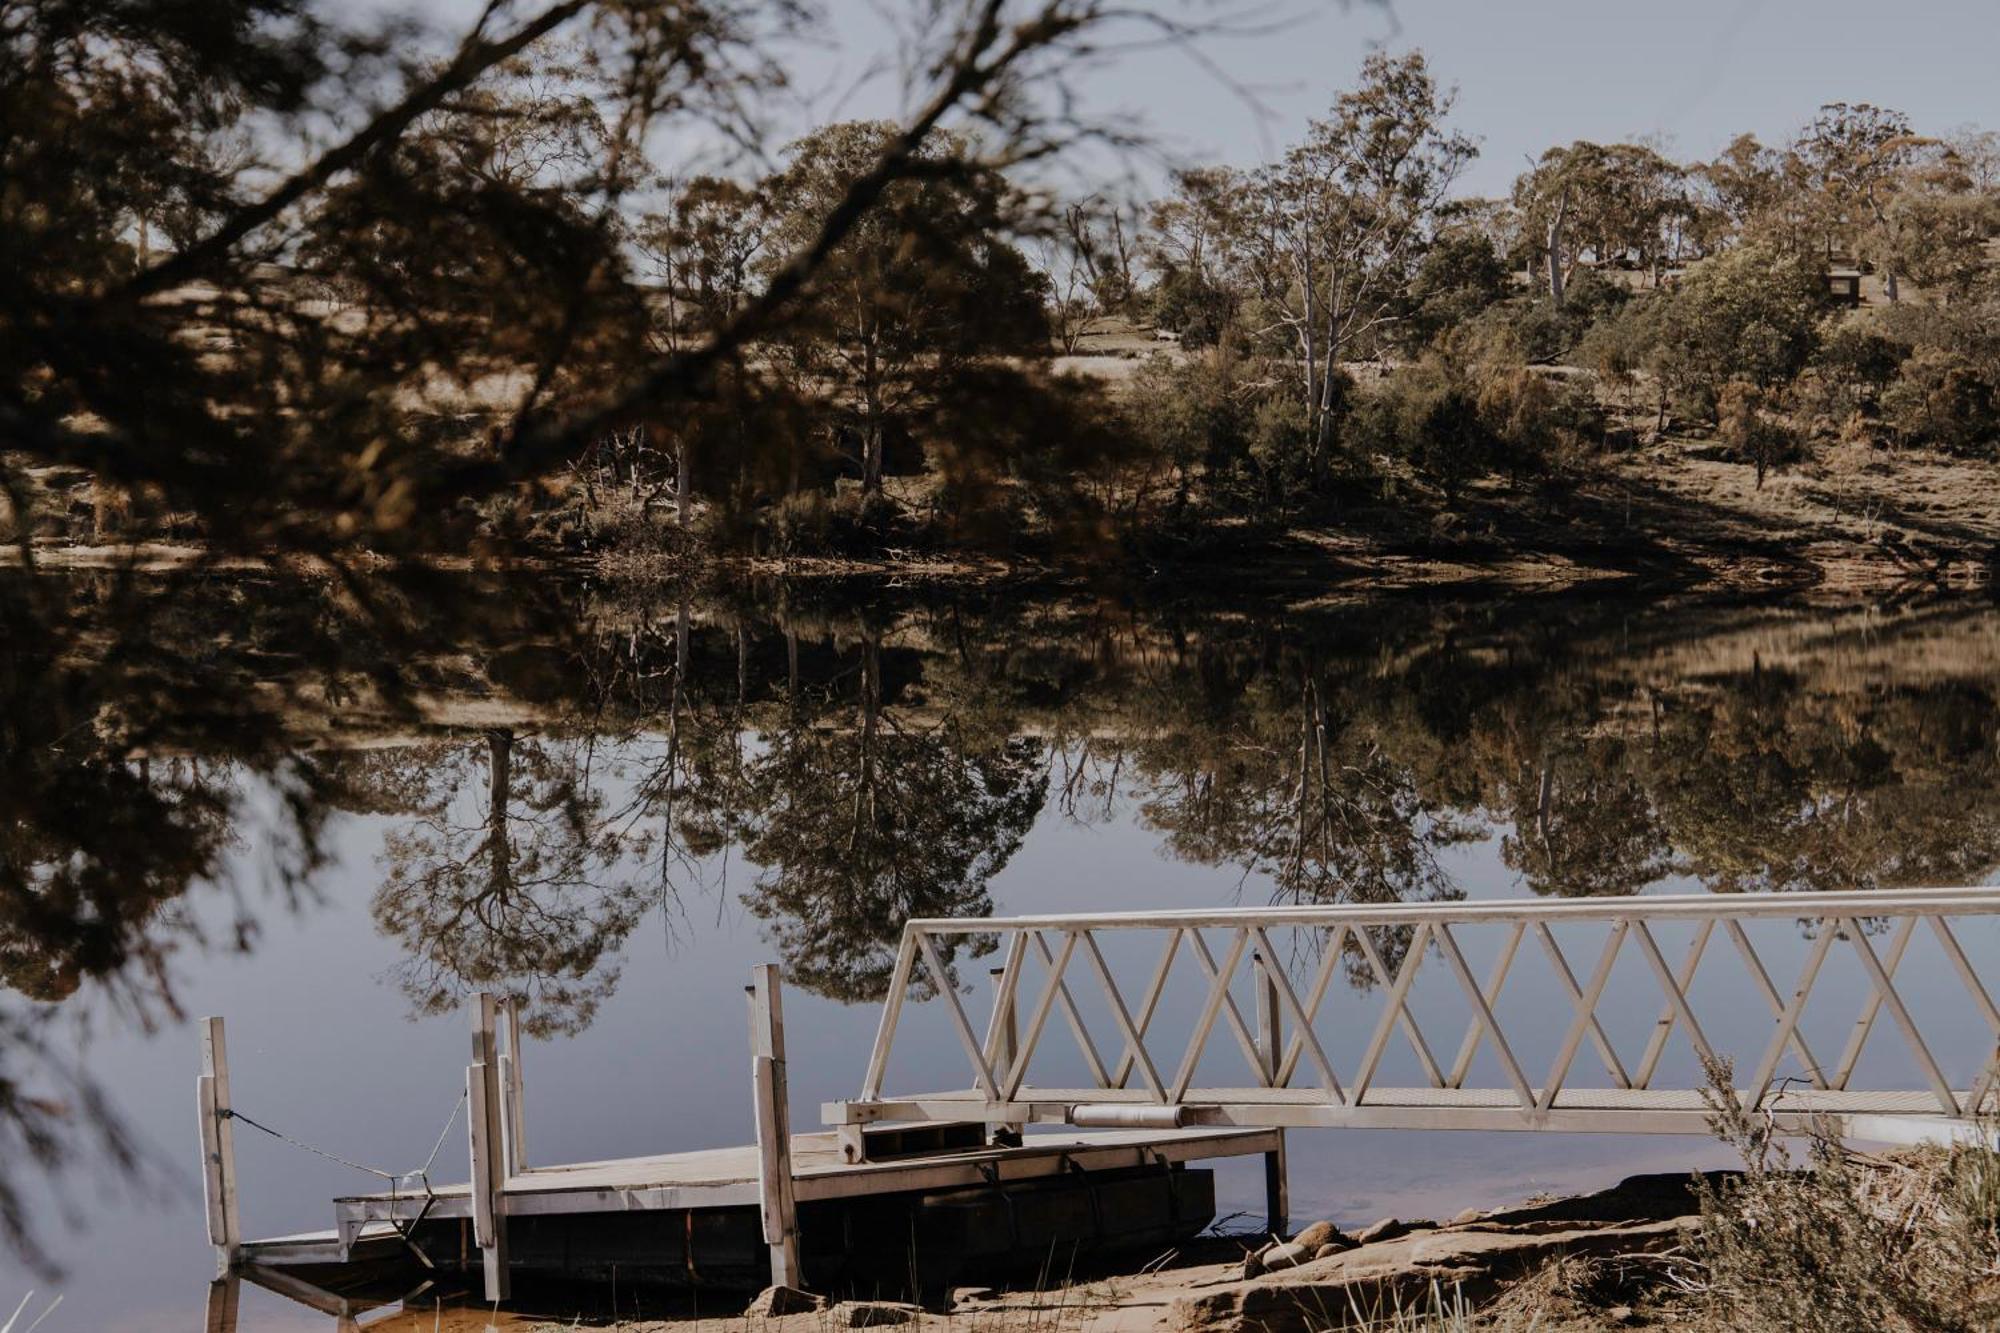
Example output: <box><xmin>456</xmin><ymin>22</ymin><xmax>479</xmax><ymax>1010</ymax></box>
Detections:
<box><xmin>5</xmin><ymin>569</ymin><xmax>2000</xmax><ymax>1276</ymax></box>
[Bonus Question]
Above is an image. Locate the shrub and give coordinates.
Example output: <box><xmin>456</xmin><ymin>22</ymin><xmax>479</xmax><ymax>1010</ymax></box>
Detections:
<box><xmin>1129</xmin><ymin>347</ymin><xmax>1256</xmax><ymax>504</ymax></box>
<box><xmin>1651</xmin><ymin>243</ymin><xmax>1828</xmax><ymax>421</ymax></box>
<box><xmin>1694</xmin><ymin>1059</ymin><xmax>2000</xmax><ymax>1332</ymax></box>
<box><xmin>1349</xmin><ymin>359</ymin><xmax>1499</xmax><ymax>498</ymax></box>
<box><xmin>1717</xmin><ymin>381</ymin><xmax>1804</xmax><ymax>487</ymax></box>
<box><xmin>1881</xmin><ymin>347</ymin><xmax>2000</xmax><ymax>456</ymax></box>
<box><xmin>1245</xmin><ymin>391</ymin><xmax>1319</xmax><ymax>501</ymax></box>
<box><xmin>1802</xmin><ymin>321</ymin><xmax>1911</xmax><ymax>424</ymax></box>
<box><xmin>1147</xmin><ymin>268</ymin><xmax>1237</xmax><ymax>348</ymax></box>
<box><xmin>761</xmin><ymin>488</ymin><xmax>901</xmax><ymax>557</ymax></box>
<box><xmin>1476</xmin><ymin>366</ymin><xmax>1606</xmax><ymax>479</ymax></box>
<box><xmin>1395</xmin><ymin>229</ymin><xmax>1515</xmax><ymax>355</ymax></box>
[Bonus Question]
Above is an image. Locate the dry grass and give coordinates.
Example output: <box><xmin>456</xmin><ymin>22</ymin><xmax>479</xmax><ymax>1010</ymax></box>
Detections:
<box><xmin>1686</xmin><ymin>1062</ymin><xmax>2000</xmax><ymax>1332</ymax></box>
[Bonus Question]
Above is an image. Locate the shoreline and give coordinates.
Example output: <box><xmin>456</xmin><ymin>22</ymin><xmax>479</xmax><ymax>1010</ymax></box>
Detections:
<box><xmin>11</xmin><ymin>438</ymin><xmax>1999</xmax><ymax>598</ymax></box>
<box><xmin>330</xmin><ymin>1167</ymin><xmax>1728</xmax><ymax>1331</ymax></box>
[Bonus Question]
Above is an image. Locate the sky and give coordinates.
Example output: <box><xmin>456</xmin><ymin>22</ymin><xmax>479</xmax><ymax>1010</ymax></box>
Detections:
<box><xmin>799</xmin><ymin>0</ymin><xmax>2000</xmax><ymax>198</ymax></box>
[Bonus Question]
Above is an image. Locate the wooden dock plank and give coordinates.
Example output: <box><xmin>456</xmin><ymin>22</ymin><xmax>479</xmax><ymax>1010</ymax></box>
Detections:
<box><xmin>330</xmin><ymin>1126</ymin><xmax>1278</xmax><ymax>1207</ymax></box>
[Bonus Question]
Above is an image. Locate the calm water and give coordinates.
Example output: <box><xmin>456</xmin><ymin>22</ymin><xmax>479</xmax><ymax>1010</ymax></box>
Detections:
<box><xmin>4</xmin><ymin>574</ymin><xmax>1999</xmax><ymax>1329</ymax></box>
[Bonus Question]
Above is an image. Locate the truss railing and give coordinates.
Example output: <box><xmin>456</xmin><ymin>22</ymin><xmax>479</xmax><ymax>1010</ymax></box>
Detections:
<box><xmin>824</xmin><ymin>889</ymin><xmax>2000</xmax><ymax>1138</ymax></box>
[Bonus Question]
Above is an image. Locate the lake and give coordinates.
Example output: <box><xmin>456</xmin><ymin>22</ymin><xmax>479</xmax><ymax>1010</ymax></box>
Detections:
<box><xmin>4</xmin><ymin>570</ymin><xmax>1998</xmax><ymax>1328</ymax></box>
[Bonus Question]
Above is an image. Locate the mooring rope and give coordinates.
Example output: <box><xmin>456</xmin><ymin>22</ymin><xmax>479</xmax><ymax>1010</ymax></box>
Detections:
<box><xmin>222</xmin><ymin>1088</ymin><xmax>469</xmax><ymax>1266</ymax></box>
<box><xmin>224</xmin><ymin>1088</ymin><xmax>466</xmax><ymax>1186</ymax></box>
<box><xmin>223</xmin><ymin>1107</ymin><xmax>399</xmax><ymax>1180</ymax></box>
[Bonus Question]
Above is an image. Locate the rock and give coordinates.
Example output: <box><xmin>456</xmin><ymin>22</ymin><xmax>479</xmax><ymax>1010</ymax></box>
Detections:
<box><xmin>836</xmin><ymin>1301</ymin><xmax>923</xmax><ymax>1327</ymax></box>
<box><xmin>1313</xmin><ymin>1243</ymin><xmax>1348</xmax><ymax>1261</ymax></box>
<box><xmin>1608</xmin><ymin>1305</ymin><xmax>1640</xmax><ymax>1325</ymax></box>
<box><xmin>1450</xmin><ymin>1206</ymin><xmax>1485</xmax><ymax>1225</ymax></box>
<box><xmin>1171</xmin><ymin>1218</ymin><xmax>1696</xmax><ymax>1333</ymax></box>
<box><xmin>1287</xmin><ymin>1220</ymin><xmax>1352</xmax><ymax>1253</ymax></box>
<box><xmin>1352</xmin><ymin>1217</ymin><xmax>1432</xmax><ymax>1245</ymax></box>
<box><xmin>745</xmin><ymin>1285</ymin><xmax>825</xmax><ymax>1318</ymax></box>
<box><xmin>1257</xmin><ymin>1240</ymin><xmax>1317</xmax><ymax>1271</ymax></box>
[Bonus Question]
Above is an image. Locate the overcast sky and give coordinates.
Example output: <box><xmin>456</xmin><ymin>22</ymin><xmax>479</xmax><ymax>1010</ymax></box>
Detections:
<box><xmin>799</xmin><ymin>0</ymin><xmax>2000</xmax><ymax>198</ymax></box>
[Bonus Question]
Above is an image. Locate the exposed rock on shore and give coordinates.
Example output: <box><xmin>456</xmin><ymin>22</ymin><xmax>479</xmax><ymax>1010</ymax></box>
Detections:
<box><xmin>1175</xmin><ymin>1174</ymin><xmax>1722</xmax><ymax>1333</ymax></box>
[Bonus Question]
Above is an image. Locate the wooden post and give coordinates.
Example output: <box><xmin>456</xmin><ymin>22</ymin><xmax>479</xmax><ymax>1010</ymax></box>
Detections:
<box><xmin>1253</xmin><ymin>954</ymin><xmax>1289</xmax><ymax>1237</ymax></box>
<box><xmin>197</xmin><ymin>1016</ymin><xmax>242</xmax><ymax>1277</ymax></box>
<box><xmin>467</xmin><ymin>993</ymin><xmax>510</xmax><ymax>1302</ymax></box>
<box><xmin>748</xmin><ymin>964</ymin><xmax>802</xmax><ymax>1289</ymax></box>
<box><xmin>990</xmin><ymin>964</ymin><xmax>1023</xmax><ymax>1144</ymax></box>
<box><xmin>499</xmin><ymin>997</ymin><xmax>528</xmax><ymax>1175</ymax></box>
<box><xmin>203</xmin><ymin>1276</ymin><xmax>240</xmax><ymax>1333</ymax></box>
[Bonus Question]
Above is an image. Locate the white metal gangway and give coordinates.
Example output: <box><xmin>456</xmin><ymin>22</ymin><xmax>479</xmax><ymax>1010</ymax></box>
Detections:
<box><xmin>823</xmin><ymin>889</ymin><xmax>2000</xmax><ymax>1146</ymax></box>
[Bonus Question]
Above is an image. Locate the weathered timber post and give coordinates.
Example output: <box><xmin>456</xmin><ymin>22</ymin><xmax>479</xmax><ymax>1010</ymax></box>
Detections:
<box><xmin>987</xmin><ymin>962</ymin><xmax>1024</xmax><ymax>1144</ymax></box>
<box><xmin>749</xmin><ymin>964</ymin><xmax>803</xmax><ymax>1289</ymax></box>
<box><xmin>499</xmin><ymin>996</ymin><xmax>528</xmax><ymax>1175</ymax></box>
<box><xmin>1252</xmin><ymin>953</ymin><xmax>1289</xmax><ymax>1237</ymax></box>
<box><xmin>202</xmin><ymin>1276</ymin><xmax>240</xmax><ymax>1333</ymax></box>
<box><xmin>197</xmin><ymin>1016</ymin><xmax>243</xmax><ymax>1277</ymax></box>
<box><xmin>467</xmin><ymin>992</ymin><xmax>511</xmax><ymax>1302</ymax></box>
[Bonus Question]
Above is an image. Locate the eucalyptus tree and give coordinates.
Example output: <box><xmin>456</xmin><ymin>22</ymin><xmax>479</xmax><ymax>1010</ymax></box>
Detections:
<box><xmin>1232</xmin><ymin>52</ymin><xmax>1476</xmax><ymax>467</ymax></box>
<box><xmin>759</xmin><ymin>121</ymin><xmax>1050</xmax><ymax>495</ymax></box>
<box><xmin>1038</xmin><ymin>195</ymin><xmax>1140</xmax><ymax>353</ymax></box>
<box><xmin>1511</xmin><ymin>140</ymin><xmax>1689</xmax><ymax>305</ymax></box>
<box><xmin>1788</xmin><ymin>102</ymin><xmax>1918</xmax><ymax>262</ymax></box>
<box><xmin>637</xmin><ymin>177</ymin><xmax>773</xmax><ymax>520</ymax></box>
<box><xmin>1693</xmin><ymin>134</ymin><xmax>1794</xmax><ymax>253</ymax></box>
<box><xmin>1145</xmin><ymin>166</ymin><xmax>1243</xmax><ymax>345</ymax></box>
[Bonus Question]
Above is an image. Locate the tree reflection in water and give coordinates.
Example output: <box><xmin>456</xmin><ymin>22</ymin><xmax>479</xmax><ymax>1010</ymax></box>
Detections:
<box><xmin>739</xmin><ymin>625</ymin><xmax>1039</xmax><ymax>1003</ymax></box>
<box><xmin>368</xmin><ymin>730</ymin><xmax>642</xmax><ymax>1038</ymax></box>
<box><xmin>7</xmin><ymin>572</ymin><xmax>2000</xmax><ymax>1266</ymax></box>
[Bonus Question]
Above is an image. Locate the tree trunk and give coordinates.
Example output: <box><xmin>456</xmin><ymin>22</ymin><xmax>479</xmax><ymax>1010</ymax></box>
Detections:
<box><xmin>676</xmin><ymin>438</ymin><xmax>693</xmax><ymax>529</ymax></box>
<box><xmin>1536</xmin><ymin>758</ymin><xmax>1554</xmax><ymax>846</ymax></box>
<box><xmin>485</xmin><ymin>729</ymin><xmax>515</xmax><ymax>895</ymax></box>
<box><xmin>862</xmin><ymin>424</ymin><xmax>883</xmax><ymax>495</ymax></box>
<box><xmin>1312</xmin><ymin>309</ymin><xmax>1342</xmax><ymax>465</ymax></box>
<box><xmin>1546</xmin><ymin>186</ymin><xmax>1571</xmax><ymax>310</ymax></box>
<box><xmin>861</xmin><ymin>336</ymin><xmax>884</xmax><ymax>495</ymax></box>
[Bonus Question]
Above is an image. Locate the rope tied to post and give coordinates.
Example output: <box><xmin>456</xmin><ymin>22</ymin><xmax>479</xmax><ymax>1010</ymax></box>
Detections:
<box><xmin>220</xmin><ymin>1087</ymin><xmax>469</xmax><ymax>1266</ymax></box>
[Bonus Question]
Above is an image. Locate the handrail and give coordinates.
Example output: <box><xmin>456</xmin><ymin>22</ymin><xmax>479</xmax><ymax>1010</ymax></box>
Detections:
<box><xmin>843</xmin><ymin>888</ymin><xmax>2000</xmax><ymax>1134</ymax></box>
<box><xmin>903</xmin><ymin>887</ymin><xmax>2000</xmax><ymax>932</ymax></box>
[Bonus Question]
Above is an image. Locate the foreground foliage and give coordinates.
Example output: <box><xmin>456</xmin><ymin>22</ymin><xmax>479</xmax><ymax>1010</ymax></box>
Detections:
<box><xmin>1695</xmin><ymin>1068</ymin><xmax>2000</xmax><ymax>1331</ymax></box>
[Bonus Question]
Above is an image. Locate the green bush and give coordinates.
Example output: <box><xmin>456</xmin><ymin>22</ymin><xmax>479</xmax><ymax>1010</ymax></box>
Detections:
<box><xmin>1881</xmin><ymin>347</ymin><xmax>2000</xmax><ymax>456</ymax></box>
<box><xmin>1653</xmin><ymin>243</ymin><xmax>1828</xmax><ymax>420</ymax></box>
<box><xmin>1349</xmin><ymin>359</ymin><xmax>1500</xmax><ymax>497</ymax></box>
<box><xmin>1147</xmin><ymin>269</ymin><xmax>1238</xmax><ymax>348</ymax></box>
<box><xmin>1802</xmin><ymin>321</ymin><xmax>1911</xmax><ymax>424</ymax></box>
<box><xmin>761</xmin><ymin>488</ymin><xmax>902</xmax><ymax>557</ymax></box>
<box><xmin>1476</xmin><ymin>366</ymin><xmax>1606</xmax><ymax>479</ymax></box>
<box><xmin>1717</xmin><ymin>381</ymin><xmax>1804</xmax><ymax>487</ymax></box>
<box><xmin>1128</xmin><ymin>348</ymin><xmax>1260</xmax><ymax>502</ymax></box>
<box><xmin>1395</xmin><ymin>230</ymin><xmax>1515</xmax><ymax>355</ymax></box>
